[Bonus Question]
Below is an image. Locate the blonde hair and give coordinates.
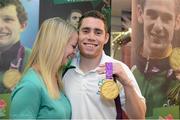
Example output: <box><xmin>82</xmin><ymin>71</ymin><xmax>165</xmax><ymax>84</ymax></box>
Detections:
<box><xmin>25</xmin><ymin>17</ymin><xmax>77</xmax><ymax>99</ymax></box>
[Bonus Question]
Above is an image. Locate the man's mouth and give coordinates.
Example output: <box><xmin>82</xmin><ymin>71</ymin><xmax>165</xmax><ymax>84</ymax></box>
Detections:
<box><xmin>150</xmin><ymin>31</ymin><xmax>165</xmax><ymax>38</ymax></box>
<box><xmin>83</xmin><ymin>43</ymin><xmax>98</xmax><ymax>47</ymax></box>
<box><xmin>150</xmin><ymin>32</ymin><xmax>165</xmax><ymax>40</ymax></box>
<box><xmin>150</xmin><ymin>35</ymin><xmax>165</xmax><ymax>44</ymax></box>
<box><xmin>0</xmin><ymin>32</ymin><xmax>11</xmax><ymax>37</ymax></box>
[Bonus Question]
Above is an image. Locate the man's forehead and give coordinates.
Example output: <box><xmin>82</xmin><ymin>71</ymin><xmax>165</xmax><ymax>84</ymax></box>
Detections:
<box><xmin>0</xmin><ymin>4</ymin><xmax>16</xmax><ymax>10</ymax></box>
<box><xmin>144</xmin><ymin>0</ymin><xmax>176</xmax><ymax>14</ymax></box>
<box><xmin>80</xmin><ymin>17</ymin><xmax>105</xmax><ymax>28</ymax></box>
<box><xmin>144</xmin><ymin>0</ymin><xmax>175</xmax><ymax>7</ymax></box>
<box><xmin>0</xmin><ymin>5</ymin><xmax>17</xmax><ymax>15</ymax></box>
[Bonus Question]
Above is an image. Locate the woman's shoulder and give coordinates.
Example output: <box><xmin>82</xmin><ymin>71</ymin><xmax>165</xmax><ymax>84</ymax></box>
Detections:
<box><xmin>17</xmin><ymin>68</ymin><xmax>43</xmax><ymax>89</ymax></box>
<box><xmin>11</xmin><ymin>68</ymin><xmax>43</xmax><ymax>98</ymax></box>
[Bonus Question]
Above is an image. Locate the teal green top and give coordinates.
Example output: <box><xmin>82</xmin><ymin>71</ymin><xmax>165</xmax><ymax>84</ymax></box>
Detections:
<box><xmin>10</xmin><ymin>68</ymin><xmax>71</xmax><ymax>119</ymax></box>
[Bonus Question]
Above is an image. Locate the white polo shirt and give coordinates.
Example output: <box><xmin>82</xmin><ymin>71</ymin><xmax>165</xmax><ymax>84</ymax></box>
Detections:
<box><xmin>63</xmin><ymin>52</ymin><xmax>144</xmax><ymax>119</ymax></box>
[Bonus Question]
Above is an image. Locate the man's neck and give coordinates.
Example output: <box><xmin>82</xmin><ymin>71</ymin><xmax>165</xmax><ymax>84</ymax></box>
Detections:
<box><xmin>0</xmin><ymin>42</ymin><xmax>17</xmax><ymax>53</ymax></box>
<box><xmin>79</xmin><ymin>54</ymin><xmax>102</xmax><ymax>73</ymax></box>
<box><xmin>142</xmin><ymin>46</ymin><xmax>172</xmax><ymax>59</ymax></box>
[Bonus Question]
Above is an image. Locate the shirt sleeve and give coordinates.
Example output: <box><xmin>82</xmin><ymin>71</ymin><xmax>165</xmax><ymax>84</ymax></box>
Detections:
<box><xmin>10</xmin><ymin>81</ymin><xmax>41</xmax><ymax>119</ymax></box>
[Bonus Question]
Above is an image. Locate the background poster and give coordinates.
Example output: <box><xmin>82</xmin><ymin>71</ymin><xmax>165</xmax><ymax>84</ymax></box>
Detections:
<box><xmin>0</xmin><ymin>0</ymin><xmax>39</xmax><ymax>119</ymax></box>
<box><xmin>21</xmin><ymin>0</ymin><xmax>39</xmax><ymax>48</ymax></box>
<box><xmin>131</xmin><ymin>0</ymin><xmax>180</xmax><ymax>118</ymax></box>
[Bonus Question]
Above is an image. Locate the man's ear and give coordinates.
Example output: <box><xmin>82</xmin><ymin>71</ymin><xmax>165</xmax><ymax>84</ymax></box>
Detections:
<box><xmin>137</xmin><ymin>5</ymin><xmax>144</xmax><ymax>24</ymax></box>
<box><xmin>175</xmin><ymin>14</ymin><xmax>180</xmax><ymax>30</ymax></box>
<box><xmin>104</xmin><ymin>33</ymin><xmax>109</xmax><ymax>44</ymax></box>
<box><xmin>20</xmin><ymin>22</ymin><xmax>27</xmax><ymax>32</ymax></box>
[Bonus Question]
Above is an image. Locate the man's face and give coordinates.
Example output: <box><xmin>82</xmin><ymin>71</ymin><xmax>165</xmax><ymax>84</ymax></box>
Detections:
<box><xmin>69</xmin><ymin>11</ymin><xmax>82</xmax><ymax>28</ymax></box>
<box><xmin>142</xmin><ymin>0</ymin><xmax>176</xmax><ymax>53</ymax></box>
<box><xmin>0</xmin><ymin>5</ymin><xmax>25</xmax><ymax>49</ymax></box>
<box><xmin>78</xmin><ymin>17</ymin><xmax>109</xmax><ymax>59</ymax></box>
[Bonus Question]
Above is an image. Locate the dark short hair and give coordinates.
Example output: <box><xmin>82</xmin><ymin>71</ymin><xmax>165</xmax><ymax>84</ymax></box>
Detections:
<box><xmin>78</xmin><ymin>10</ymin><xmax>108</xmax><ymax>32</ymax></box>
<box><xmin>0</xmin><ymin>0</ymin><xmax>27</xmax><ymax>24</ymax></box>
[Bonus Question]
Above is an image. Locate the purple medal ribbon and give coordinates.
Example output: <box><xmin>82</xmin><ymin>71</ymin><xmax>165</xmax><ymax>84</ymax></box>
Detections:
<box><xmin>105</xmin><ymin>62</ymin><xmax>113</xmax><ymax>79</ymax></box>
<box><xmin>10</xmin><ymin>45</ymin><xmax>25</xmax><ymax>71</ymax></box>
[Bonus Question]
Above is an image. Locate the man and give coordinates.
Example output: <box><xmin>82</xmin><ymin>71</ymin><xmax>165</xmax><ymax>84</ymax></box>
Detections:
<box><xmin>66</xmin><ymin>9</ymin><xmax>82</xmax><ymax>28</ymax></box>
<box><xmin>63</xmin><ymin>10</ymin><xmax>146</xmax><ymax>119</ymax></box>
<box><xmin>132</xmin><ymin>0</ymin><xmax>180</xmax><ymax>117</ymax></box>
<box><xmin>0</xmin><ymin>0</ymin><xmax>31</xmax><ymax>118</ymax></box>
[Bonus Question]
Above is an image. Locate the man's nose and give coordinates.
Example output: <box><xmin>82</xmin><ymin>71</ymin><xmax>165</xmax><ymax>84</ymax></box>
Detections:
<box><xmin>153</xmin><ymin>17</ymin><xmax>163</xmax><ymax>33</ymax></box>
<box><xmin>87</xmin><ymin>31</ymin><xmax>96</xmax><ymax>40</ymax></box>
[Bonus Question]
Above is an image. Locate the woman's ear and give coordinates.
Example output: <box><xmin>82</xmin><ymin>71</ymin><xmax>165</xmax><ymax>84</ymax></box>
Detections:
<box><xmin>137</xmin><ymin>5</ymin><xmax>144</xmax><ymax>24</ymax></box>
<box><xmin>175</xmin><ymin>14</ymin><xmax>180</xmax><ymax>30</ymax></box>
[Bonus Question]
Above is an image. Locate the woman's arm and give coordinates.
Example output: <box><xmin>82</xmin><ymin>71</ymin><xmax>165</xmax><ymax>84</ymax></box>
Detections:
<box><xmin>10</xmin><ymin>81</ymin><xmax>41</xmax><ymax>119</ymax></box>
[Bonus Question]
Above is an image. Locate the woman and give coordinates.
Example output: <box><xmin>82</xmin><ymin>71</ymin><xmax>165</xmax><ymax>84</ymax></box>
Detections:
<box><xmin>10</xmin><ymin>17</ymin><xmax>78</xmax><ymax>119</ymax></box>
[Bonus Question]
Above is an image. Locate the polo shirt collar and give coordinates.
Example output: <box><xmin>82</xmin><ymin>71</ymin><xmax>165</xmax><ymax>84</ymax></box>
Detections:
<box><xmin>71</xmin><ymin>51</ymin><xmax>107</xmax><ymax>74</ymax></box>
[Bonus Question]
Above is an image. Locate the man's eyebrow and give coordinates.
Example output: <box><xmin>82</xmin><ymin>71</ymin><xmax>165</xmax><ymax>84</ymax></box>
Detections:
<box><xmin>2</xmin><ymin>15</ymin><xmax>15</xmax><ymax>18</ymax></box>
<box><xmin>146</xmin><ymin>9</ymin><xmax>156</xmax><ymax>15</ymax></box>
<box><xmin>161</xmin><ymin>12</ymin><xmax>173</xmax><ymax>20</ymax></box>
<box><xmin>146</xmin><ymin>9</ymin><xmax>173</xmax><ymax>19</ymax></box>
<box><xmin>94</xmin><ymin>28</ymin><xmax>103</xmax><ymax>32</ymax></box>
<box><xmin>81</xmin><ymin>27</ymin><xmax>103</xmax><ymax>31</ymax></box>
<box><xmin>81</xmin><ymin>27</ymin><xmax>90</xmax><ymax>30</ymax></box>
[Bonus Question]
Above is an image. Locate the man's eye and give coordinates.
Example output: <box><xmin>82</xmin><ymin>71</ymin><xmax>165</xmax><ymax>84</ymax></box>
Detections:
<box><xmin>95</xmin><ymin>31</ymin><xmax>102</xmax><ymax>35</ymax></box>
<box><xmin>96</xmin><ymin>31</ymin><xmax>102</xmax><ymax>34</ymax></box>
<box><xmin>72</xmin><ymin>16</ymin><xmax>77</xmax><ymax>20</ymax></box>
<box><xmin>82</xmin><ymin>30</ymin><xmax>89</xmax><ymax>33</ymax></box>
<box><xmin>161</xmin><ymin>14</ymin><xmax>173</xmax><ymax>24</ymax></box>
<box><xmin>4</xmin><ymin>17</ymin><xmax>14</xmax><ymax>22</ymax></box>
<box><xmin>148</xmin><ymin>13</ymin><xmax>157</xmax><ymax>20</ymax></box>
<box><xmin>146</xmin><ymin>10</ymin><xmax>157</xmax><ymax>20</ymax></box>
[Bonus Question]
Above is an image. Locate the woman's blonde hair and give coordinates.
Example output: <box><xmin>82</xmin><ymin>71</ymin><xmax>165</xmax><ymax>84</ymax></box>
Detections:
<box><xmin>25</xmin><ymin>17</ymin><xmax>77</xmax><ymax>99</ymax></box>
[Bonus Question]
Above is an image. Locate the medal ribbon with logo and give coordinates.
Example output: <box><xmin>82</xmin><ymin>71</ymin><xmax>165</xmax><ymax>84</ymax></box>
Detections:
<box><xmin>3</xmin><ymin>45</ymin><xmax>25</xmax><ymax>89</ymax></box>
<box><xmin>100</xmin><ymin>62</ymin><xmax>120</xmax><ymax>100</ymax></box>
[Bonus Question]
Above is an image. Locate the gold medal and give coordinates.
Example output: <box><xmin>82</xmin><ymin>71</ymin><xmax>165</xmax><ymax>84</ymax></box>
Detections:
<box><xmin>3</xmin><ymin>69</ymin><xmax>21</xmax><ymax>89</ymax></box>
<box><xmin>101</xmin><ymin>79</ymin><xmax>120</xmax><ymax>100</ymax></box>
<box><xmin>100</xmin><ymin>62</ymin><xmax>121</xmax><ymax>100</ymax></box>
<box><xmin>169</xmin><ymin>47</ymin><xmax>180</xmax><ymax>70</ymax></box>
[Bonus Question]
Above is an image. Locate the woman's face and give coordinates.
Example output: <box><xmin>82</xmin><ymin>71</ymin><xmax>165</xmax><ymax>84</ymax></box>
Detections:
<box><xmin>62</xmin><ymin>32</ymin><xmax>78</xmax><ymax>65</ymax></box>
